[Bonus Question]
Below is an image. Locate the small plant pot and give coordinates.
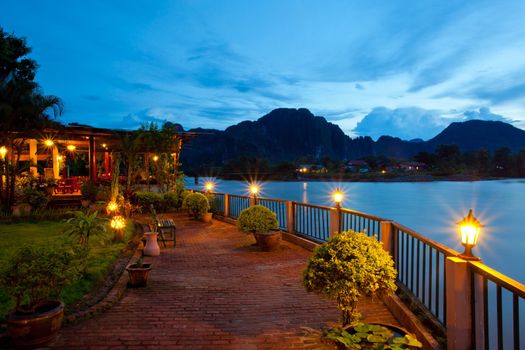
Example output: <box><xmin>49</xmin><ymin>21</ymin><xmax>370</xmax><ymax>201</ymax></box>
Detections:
<box><xmin>254</xmin><ymin>231</ymin><xmax>281</xmax><ymax>251</ymax></box>
<box><xmin>201</xmin><ymin>212</ymin><xmax>213</xmax><ymax>223</ymax></box>
<box><xmin>7</xmin><ymin>300</ymin><xmax>64</xmax><ymax>348</ymax></box>
<box><xmin>126</xmin><ymin>263</ymin><xmax>153</xmax><ymax>287</ymax></box>
<box><xmin>81</xmin><ymin>199</ymin><xmax>91</xmax><ymax>208</ymax></box>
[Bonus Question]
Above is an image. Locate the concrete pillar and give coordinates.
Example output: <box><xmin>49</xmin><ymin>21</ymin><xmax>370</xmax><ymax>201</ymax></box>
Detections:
<box><xmin>329</xmin><ymin>207</ymin><xmax>341</xmax><ymax>238</ymax></box>
<box><xmin>29</xmin><ymin>139</ymin><xmax>38</xmax><ymax>176</ymax></box>
<box><xmin>286</xmin><ymin>201</ymin><xmax>294</xmax><ymax>233</ymax></box>
<box><xmin>472</xmin><ymin>268</ymin><xmax>486</xmax><ymax>350</ymax></box>
<box><xmin>380</xmin><ymin>221</ymin><xmax>394</xmax><ymax>255</ymax></box>
<box><xmin>223</xmin><ymin>194</ymin><xmax>229</xmax><ymax>217</ymax></box>
<box><xmin>52</xmin><ymin>146</ymin><xmax>60</xmax><ymax>179</ymax></box>
<box><xmin>445</xmin><ymin>257</ymin><xmax>473</xmax><ymax>350</ymax></box>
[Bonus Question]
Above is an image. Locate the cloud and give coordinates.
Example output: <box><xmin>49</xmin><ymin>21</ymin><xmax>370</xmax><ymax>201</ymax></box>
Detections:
<box><xmin>353</xmin><ymin>107</ymin><xmax>513</xmax><ymax>141</ymax></box>
<box><xmin>463</xmin><ymin>107</ymin><xmax>510</xmax><ymax>122</ymax></box>
<box><xmin>353</xmin><ymin>107</ymin><xmax>449</xmax><ymax>140</ymax></box>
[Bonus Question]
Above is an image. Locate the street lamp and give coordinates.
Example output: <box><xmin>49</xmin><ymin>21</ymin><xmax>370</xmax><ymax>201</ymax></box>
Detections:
<box><xmin>44</xmin><ymin>139</ymin><xmax>54</xmax><ymax>147</ymax></box>
<box><xmin>0</xmin><ymin>146</ymin><xmax>7</xmax><ymax>160</ymax></box>
<box><xmin>333</xmin><ymin>188</ymin><xmax>344</xmax><ymax>209</ymax></box>
<box><xmin>457</xmin><ymin>209</ymin><xmax>482</xmax><ymax>261</ymax></box>
<box><xmin>205</xmin><ymin>181</ymin><xmax>215</xmax><ymax>193</ymax></box>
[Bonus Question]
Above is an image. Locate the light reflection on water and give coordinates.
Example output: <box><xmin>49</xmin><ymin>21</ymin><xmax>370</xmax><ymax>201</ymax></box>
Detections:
<box><xmin>188</xmin><ymin>178</ymin><xmax>525</xmax><ymax>283</ymax></box>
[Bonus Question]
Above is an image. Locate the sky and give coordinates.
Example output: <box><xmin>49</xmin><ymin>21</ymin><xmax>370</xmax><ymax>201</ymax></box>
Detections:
<box><xmin>2</xmin><ymin>0</ymin><xmax>525</xmax><ymax>140</ymax></box>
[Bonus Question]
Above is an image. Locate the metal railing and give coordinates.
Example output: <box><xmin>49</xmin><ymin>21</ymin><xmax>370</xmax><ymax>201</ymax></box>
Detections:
<box><xmin>194</xmin><ymin>189</ymin><xmax>525</xmax><ymax>348</ymax></box>
<box><xmin>469</xmin><ymin>262</ymin><xmax>525</xmax><ymax>350</ymax></box>
<box><xmin>341</xmin><ymin>208</ymin><xmax>383</xmax><ymax>239</ymax></box>
<box><xmin>293</xmin><ymin>203</ymin><xmax>331</xmax><ymax>242</ymax></box>
<box><xmin>227</xmin><ymin>194</ymin><xmax>250</xmax><ymax>219</ymax></box>
<box><xmin>392</xmin><ymin>222</ymin><xmax>459</xmax><ymax>328</ymax></box>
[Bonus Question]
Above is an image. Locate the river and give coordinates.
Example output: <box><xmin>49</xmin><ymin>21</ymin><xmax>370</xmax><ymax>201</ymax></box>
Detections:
<box><xmin>187</xmin><ymin>178</ymin><xmax>525</xmax><ymax>284</ymax></box>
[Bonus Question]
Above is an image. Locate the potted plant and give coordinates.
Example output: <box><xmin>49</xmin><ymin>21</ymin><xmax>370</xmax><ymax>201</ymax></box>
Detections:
<box><xmin>237</xmin><ymin>205</ymin><xmax>280</xmax><ymax>251</ymax></box>
<box><xmin>182</xmin><ymin>192</ymin><xmax>210</xmax><ymax>221</ymax></box>
<box><xmin>0</xmin><ymin>244</ymin><xmax>84</xmax><ymax>348</ymax></box>
<box><xmin>303</xmin><ymin>230</ymin><xmax>397</xmax><ymax>326</ymax></box>
<box><xmin>126</xmin><ymin>255</ymin><xmax>153</xmax><ymax>287</ymax></box>
<box><xmin>305</xmin><ymin>322</ymin><xmax>422</xmax><ymax>349</ymax></box>
<box><xmin>80</xmin><ymin>179</ymin><xmax>98</xmax><ymax>208</ymax></box>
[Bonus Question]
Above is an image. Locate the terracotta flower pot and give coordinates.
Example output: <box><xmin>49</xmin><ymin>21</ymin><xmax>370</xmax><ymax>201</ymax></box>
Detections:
<box><xmin>202</xmin><ymin>212</ymin><xmax>213</xmax><ymax>223</ymax></box>
<box><xmin>126</xmin><ymin>263</ymin><xmax>153</xmax><ymax>287</ymax></box>
<box><xmin>81</xmin><ymin>199</ymin><xmax>91</xmax><ymax>208</ymax></box>
<box><xmin>254</xmin><ymin>231</ymin><xmax>281</xmax><ymax>251</ymax></box>
<box><xmin>143</xmin><ymin>232</ymin><xmax>160</xmax><ymax>256</ymax></box>
<box><xmin>7</xmin><ymin>300</ymin><xmax>64</xmax><ymax>348</ymax></box>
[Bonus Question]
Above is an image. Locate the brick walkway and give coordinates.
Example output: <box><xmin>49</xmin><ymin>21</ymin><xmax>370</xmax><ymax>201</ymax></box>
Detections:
<box><xmin>50</xmin><ymin>214</ymin><xmax>399</xmax><ymax>349</ymax></box>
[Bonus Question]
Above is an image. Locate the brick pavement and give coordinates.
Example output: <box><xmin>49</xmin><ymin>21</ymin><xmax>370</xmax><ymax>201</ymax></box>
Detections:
<box><xmin>50</xmin><ymin>214</ymin><xmax>400</xmax><ymax>350</ymax></box>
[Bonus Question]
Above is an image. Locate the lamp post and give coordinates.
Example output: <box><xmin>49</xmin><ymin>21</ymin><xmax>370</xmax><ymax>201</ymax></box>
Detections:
<box><xmin>250</xmin><ymin>184</ymin><xmax>259</xmax><ymax>204</ymax></box>
<box><xmin>205</xmin><ymin>181</ymin><xmax>214</xmax><ymax>193</ymax></box>
<box><xmin>333</xmin><ymin>188</ymin><xmax>344</xmax><ymax>233</ymax></box>
<box><xmin>457</xmin><ymin>209</ymin><xmax>482</xmax><ymax>261</ymax></box>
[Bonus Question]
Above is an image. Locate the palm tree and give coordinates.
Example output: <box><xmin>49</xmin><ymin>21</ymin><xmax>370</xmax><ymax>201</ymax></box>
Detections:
<box><xmin>0</xmin><ymin>28</ymin><xmax>63</xmax><ymax>210</ymax></box>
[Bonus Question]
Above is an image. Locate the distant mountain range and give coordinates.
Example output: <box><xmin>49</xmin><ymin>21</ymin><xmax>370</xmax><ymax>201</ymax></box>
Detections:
<box><xmin>180</xmin><ymin>108</ymin><xmax>525</xmax><ymax>169</ymax></box>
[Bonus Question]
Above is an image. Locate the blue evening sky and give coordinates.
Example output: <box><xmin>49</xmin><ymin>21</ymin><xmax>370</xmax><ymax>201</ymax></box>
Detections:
<box><xmin>2</xmin><ymin>0</ymin><xmax>525</xmax><ymax>140</ymax></box>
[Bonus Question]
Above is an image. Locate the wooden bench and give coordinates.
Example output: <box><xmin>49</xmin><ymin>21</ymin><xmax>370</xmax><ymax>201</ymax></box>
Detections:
<box><xmin>150</xmin><ymin>205</ymin><xmax>176</xmax><ymax>247</ymax></box>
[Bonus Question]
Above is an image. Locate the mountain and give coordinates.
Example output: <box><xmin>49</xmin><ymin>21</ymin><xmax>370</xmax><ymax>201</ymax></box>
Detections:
<box><xmin>180</xmin><ymin>108</ymin><xmax>525</xmax><ymax>170</ymax></box>
<box><xmin>427</xmin><ymin>120</ymin><xmax>525</xmax><ymax>152</ymax></box>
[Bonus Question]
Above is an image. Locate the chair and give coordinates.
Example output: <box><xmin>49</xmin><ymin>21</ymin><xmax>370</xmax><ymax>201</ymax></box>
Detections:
<box><xmin>149</xmin><ymin>204</ymin><xmax>176</xmax><ymax>247</ymax></box>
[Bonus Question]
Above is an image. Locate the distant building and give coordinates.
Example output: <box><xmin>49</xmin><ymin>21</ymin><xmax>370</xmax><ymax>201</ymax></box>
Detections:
<box><xmin>345</xmin><ymin>160</ymin><xmax>370</xmax><ymax>173</ymax></box>
<box><xmin>296</xmin><ymin>164</ymin><xmax>328</xmax><ymax>173</ymax></box>
<box><xmin>398</xmin><ymin>161</ymin><xmax>427</xmax><ymax>172</ymax></box>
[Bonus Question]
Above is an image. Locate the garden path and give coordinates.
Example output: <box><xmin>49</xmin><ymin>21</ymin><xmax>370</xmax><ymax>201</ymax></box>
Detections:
<box><xmin>50</xmin><ymin>213</ymin><xmax>399</xmax><ymax>349</ymax></box>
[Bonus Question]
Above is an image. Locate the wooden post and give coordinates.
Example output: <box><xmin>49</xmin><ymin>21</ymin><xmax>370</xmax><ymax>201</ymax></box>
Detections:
<box><xmin>286</xmin><ymin>200</ymin><xmax>294</xmax><ymax>233</ymax></box>
<box><xmin>88</xmin><ymin>136</ymin><xmax>97</xmax><ymax>184</ymax></box>
<box><xmin>29</xmin><ymin>139</ymin><xmax>38</xmax><ymax>176</ymax></box>
<box><xmin>472</xmin><ymin>271</ymin><xmax>486</xmax><ymax>350</ymax></box>
<box><xmin>52</xmin><ymin>146</ymin><xmax>60</xmax><ymax>179</ymax></box>
<box><xmin>445</xmin><ymin>257</ymin><xmax>473</xmax><ymax>350</ymax></box>
<box><xmin>249</xmin><ymin>196</ymin><xmax>256</xmax><ymax>207</ymax></box>
<box><xmin>223</xmin><ymin>194</ymin><xmax>229</xmax><ymax>217</ymax></box>
<box><xmin>329</xmin><ymin>207</ymin><xmax>341</xmax><ymax>238</ymax></box>
<box><xmin>380</xmin><ymin>221</ymin><xmax>394</xmax><ymax>255</ymax></box>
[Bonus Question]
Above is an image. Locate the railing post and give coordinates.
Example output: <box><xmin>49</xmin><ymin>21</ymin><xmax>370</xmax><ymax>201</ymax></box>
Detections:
<box><xmin>249</xmin><ymin>196</ymin><xmax>256</xmax><ymax>207</ymax></box>
<box><xmin>445</xmin><ymin>257</ymin><xmax>473</xmax><ymax>350</ymax></box>
<box><xmin>380</xmin><ymin>221</ymin><xmax>394</xmax><ymax>255</ymax></box>
<box><xmin>223</xmin><ymin>194</ymin><xmax>229</xmax><ymax>218</ymax></box>
<box><xmin>286</xmin><ymin>201</ymin><xmax>294</xmax><ymax>233</ymax></box>
<box><xmin>329</xmin><ymin>207</ymin><xmax>341</xmax><ymax>238</ymax></box>
<box><xmin>472</xmin><ymin>270</ymin><xmax>486</xmax><ymax>350</ymax></box>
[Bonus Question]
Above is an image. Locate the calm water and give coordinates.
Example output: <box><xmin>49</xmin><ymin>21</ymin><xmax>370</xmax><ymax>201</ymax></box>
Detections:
<box><xmin>187</xmin><ymin>178</ymin><xmax>525</xmax><ymax>283</ymax></box>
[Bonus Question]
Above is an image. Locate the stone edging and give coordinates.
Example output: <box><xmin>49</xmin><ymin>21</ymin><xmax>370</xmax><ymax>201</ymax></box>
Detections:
<box><xmin>63</xmin><ymin>224</ymin><xmax>147</xmax><ymax>325</ymax></box>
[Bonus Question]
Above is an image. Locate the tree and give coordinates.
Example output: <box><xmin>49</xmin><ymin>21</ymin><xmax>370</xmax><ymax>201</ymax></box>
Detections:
<box><xmin>0</xmin><ymin>28</ymin><xmax>62</xmax><ymax>210</ymax></box>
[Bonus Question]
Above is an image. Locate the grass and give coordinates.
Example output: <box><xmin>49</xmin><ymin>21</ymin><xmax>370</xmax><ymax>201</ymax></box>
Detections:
<box><xmin>0</xmin><ymin>217</ymin><xmax>135</xmax><ymax>322</ymax></box>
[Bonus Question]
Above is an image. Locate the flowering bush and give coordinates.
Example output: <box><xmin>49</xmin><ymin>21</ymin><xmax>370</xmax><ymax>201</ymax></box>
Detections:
<box><xmin>16</xmin><ymin>175</ymin><xmax>56</xmax><ymax>191</ymax></box>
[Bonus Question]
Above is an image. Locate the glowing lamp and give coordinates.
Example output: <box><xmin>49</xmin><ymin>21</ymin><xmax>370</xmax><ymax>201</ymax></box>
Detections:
<box><xmin>0</xmin><ymin>146</ymin><xmax>7</xmax><ymax>160</ymax></box>
<box><xmin>110</xmin><ymin>215</ymin><xmax>126</xmax><ymax>240</ymax></box>
<box><xmin>205</xmin><ymin>181</ymin><xmax>214</xmax><ymax>192</ymax></box>
<box><xmin>250</xmin><ymin>184</ymin><xmax>259</xmax><ymax>196</ymax></box>
<box><xmin>152</xmin><ymin>155</ymin><xmax>159</xmax><ymax>162</ymax></box>
<box><xmin>102</xmin><ymin>143</ymin><xmax>107</xmax><ymax>148</ymax></box>
<box><xmin>333</xmin><ymin>189</ymin><xmax>344</xmax><ymax>207</ymax></box>
<box><xmin>457</xmin><ymin>209</ymin><xmax>483</xmax><ymax>261</ymax></box>
<box><xmin>57</xmin><ymin>155</ymin><xmax>63</xmax><ymax>161</ymax></box>
<box><xmin>66</xmin><ymin>145</ymin><xmax>76</xmax><ymax>152</ymax></box>
<box><xmin>44</xmin><ymin>139</ymin><xmax>54</xmax><ymax>147</ymax></box>
<box><xmin>107</xmin><ymin>201</ymin><xmax>119</xmax><ymax>214</ymax></box>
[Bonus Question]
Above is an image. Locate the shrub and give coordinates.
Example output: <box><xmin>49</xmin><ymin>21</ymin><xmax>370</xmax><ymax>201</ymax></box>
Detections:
<box><xmin>134</xmin><ymin>191</ymin><xmax>164</xmax><ymax>210</ymax></box>
<box><xmin>303</xmin><ymin>230</ymin><xmax>397</xmax><ymax>325</ymax></box>
<box><xmin>163</xmin><ymin>191</ymin><xmax>180</xmax><ymax>210</ymax></box>
<box><xmin>237</xmin><ymin>205</ymin><xmax>278</xmax><ymax>234</ymax></box>
<box><xmin>182</xmin><ymin>192</ymin><xmax>210</xmax><ymax>219</ymax></box>
<box><xmin>80</xmin><ymin>179</ymin><xmax>98</xmax><ymax>201</ymax></box>
<box><xmin>21</xmin><ymin>186</ymin><xmax>50</xmax><ymax>209</ymax></box>
<box><xmin>0</xmin><ymin>244</ymin><xmax>85</xmax><ymax>313</ymax></box>
<box><xmin>63</xmin><ymin>210</ymin><xmax>108</xmax><ymax>247</ymax></box>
